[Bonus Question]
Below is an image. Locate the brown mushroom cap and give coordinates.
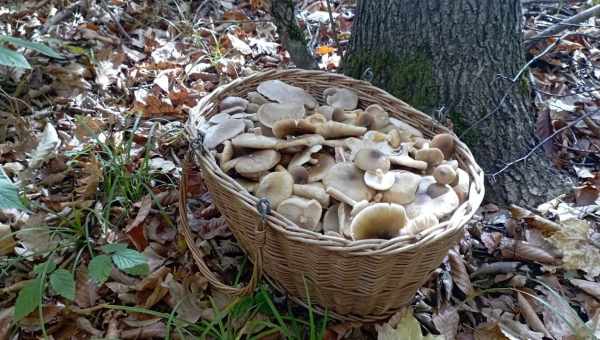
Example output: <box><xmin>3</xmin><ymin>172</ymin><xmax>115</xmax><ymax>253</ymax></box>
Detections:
<box><xmin>402</xmin><ymin>213</ymin><xmax>439</xmax><ymax>236</ymax></box>
<box><xmin>350</xmin><ymin>203</ymin><xmax>408</xmax><ymax>240</ymax></box>
<box><xmin>452</xmin><ymin>168</ymin><xmax>470</xmax><ymax>202</ymax></box>
<box><xmin>277</xmin><ymin>196</ymin><xmax>322</xmax><ymax>230</ymax></box>
<box><xmin>247</xmin><ymin>103</ymin><xmax>260</xmax><ymax>113</ymax></box>
<box><xmin>364</xmin><ymin>104</ymin><xmax>390</xmax><ymax>130</ymax></box>
<box><xmin>220</xmin><ymin>96</ymin><xmax>249</xmax><ymax>111</ymax></box>
<box><xmin>389</xmin><ymin>118</ymin><xmax>423</xmax><ymax>138</ymax></box>
<box><xmin>203</xmin><ymin>119</ymin><xmax>246</xmax><ymax>149</ymax></box>
<box><xmin>247</xmin><ymin>91</ymin><xmax>269</xmax><ymax>105</ymax></box>
<box><xmin>324</xmin><ymin>87</ymin><xmax>359</xmax><ymax>110</ymax></box>
<box><xmin>208</xmin><ymin>112</ymin><xmax>231</xmax><ymax>125</ymax></box>
<box><xmin>316</xmin><ymin>106</ymin><xmax>335</xmax><ymax>120</ymax></box>
<box><xmin>353</xmin><ymin>148</ymin><xmax>390</xmax><ymax>172</ymax></box>
<box><xmin>234</xmin><ymin>149</ymin><xmax>281</xmax><ymax>175</ymax></box>
<box><xmin>405</xmin><ymin>180</ymin><xmax>460</xmax><ymax>219</ymax></box>
<box><xmin>382</xmin><ymin>171</ymin><xmax>422</xmax><ymax>205</ymax></box>
<box><xmin>304</xmin><ymin>114</ymin><xmax>327</xmax><ymax>126</ymax></box>
<box><xmin>257</xmin><ymin>102</ymin><xmax>306</xmax><ymax>128</ymax></box>
<box><xmin>272</xmin><ymin>119</ymin><xmax>316</xmax><ymax>138</ymax></box>
<box><xmin>415</xmin><ymin>148</ymin><xmax>444</xmax><ymax>166</ymax></box>
<box><xmin>289</xmin><ymin>166</ymin><xmax>309</xmax><ymax>184</ymax></box>
<box><xmin>293</xmin><ymin>183</ymin><xmax>330</xmax><ymax>207</ymax></box>
<box><xmin>218</xmin><ymin>140</ymin><xmax>234</xmax><ymax>168</ymax></box>
<box><xmin>255</xmin><ymin>171</ymin><xmax>294</xmax><ymax>207</ymax></box>
<box><xmin>288</xmin><ymin>144</ymin><xmax>322</xmax><ymax>169</ymax></box>
<box><xmin>389</xmin><ymin>155</ymin><xmax>428</xmax><ymax>170</ymax></box>
<box><xmin>431</xmin><ymin>133</ymin><xmax>455</xmax><ymax>159</ymax></box>
<box><xmin>307</xmin><ymin>153</ymin><xmax>335</xmax><ymax>182</ymax></box>
<box><xmin>433</xmin><ymin>164</ymin><xmax>457</xmax><ymax>185</ymax></box>
<box><xmin>323</xmin><ymin>162</ymin><xmax>373</xmax><ymax>203</ymax></box>
<box><xmin>231</xmin><ymin>133</ymin><xmax>279</xmax><ymax>149</ymax></box>
<box><xmin>257</xmin><ymin>80</ymin><xmax>317</xmax><ymax>109</ymax></box>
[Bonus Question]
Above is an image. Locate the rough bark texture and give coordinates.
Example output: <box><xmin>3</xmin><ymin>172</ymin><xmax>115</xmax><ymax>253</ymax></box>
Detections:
<box><xmin>270</xmin><ymin>0</ymin><xmax>317</xmax><ymax>69</ymax></box>
<box><xmin>345</xmin><ymin>0</ymin><xmax>572</xmax><ymax>207</ymax></box>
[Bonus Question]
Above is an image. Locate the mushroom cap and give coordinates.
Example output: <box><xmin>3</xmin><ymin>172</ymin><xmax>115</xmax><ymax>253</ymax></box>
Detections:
<box><xmin>405</xmin><ymin>182</ymin><xmax>460</xmax><ymax>219</ymax></box>
<box><xmin>382</xmin><ymin>171</ymin><xmax>422</xmax><ymax>205</ymax></box>
<box><xmin>323</xmin><ymin>204</ymin><xmax>340</xmax><ymax>234</ymax></box>
<box><xmin>237</xmin><ymin>178</ymin><xmax>258</xmax><ymax>193</ymax></box>
<box><xmin>315</xmin><ymin>121</ymin><xmax>367</xmax><ymax>139</ymax></box>
<box><xmin>257</xmin><ymin>80</ymin><xmax>317</xmax><ymax>109</ymax></box>
<box><xmin>231</xmin><ymin>133</ymin><xmax>279</xmax><ymax>149</ymax></box>
<box><xmin>355</xmin><ymin>111</ymin><xmax>375</xmax><ymax>128</ymax></box>
<box><xmin>403</xmin><ymin>213</ymin><xmax>439</xmax><ymax>236</ymax></box>
<box><xmin>316</xmin><ymin>106</ymin><xmax>335</xmax><ymax>120</ymax></box>
<box><xmin>218</xmin><ymin>140</ymin><xmax>234</xmax><ymax>167</ymax></box>
<box><xmin>304</xmin><ymin>113</ymin><xmax>327</xmax><ymax>126</ymax></box>
<box><xmin>255</xmin><ymin>171</ymin><xmax>294</xmax><ymax>208</ymax></box>
<box><xmin>431</xmin><ymin>133</ymin><xmax>455</xmax><ymax>159</ymax></box>
<box><xmin>364</xmin><ymin>169</ymin><xmax>395</xmax><ymax>191</ymax></box>
<box><xmin>277</xmin><ymin>196</ymin><xmax>322</xmax><ymax>230</ymax></box>
<box><xmin>293</xmin><ymin>183</ymin><xmax>330</xmax><ymax>207</ymax></box>
<box><xmin>452</xmin><ymin>168</ymin><xmax>470</xmax><ymax>202</ymax></box>
<box><xmin>350</xmin><ymin>203</ymin><xmax>408</xmax><ymax>240</ymax></box>
<box><xmin>208</xmin><ymin>112</ymin><xmax>231</xmax><ymax>125</ymax></box>
<box><xmin>276</xmin><ymin>134</ymin><xmax>325</xmax><ymax>150</ymax></box>
<box><xmin>247</xmin><ymin>91</ymin><xmax>269</xmax><ymax>105</ymax></box>
<box><xmin>272</xmin><ymin>119</ymin><xmax>316</xmax><ymax>138</ymax></box>
<box><xmin>307</xmin><ymin>153</ymin><xmax>335</xmax><ymax>182</ymax></box>
<box><xmin>234</xmin><ymin>149</ymin><xmax>281</xmax><ymax>174</ymax></box>
<box><xmin>288</xmin><ymin>144</ymin><xmax>322</xmax><ymax>169</ymax></box>
<box><xmin>353</xmin><ymin>148</ymin><xmax>390</xmax><ymax>172</ymax></box>
<box><xmin>325</xmin><ymin>87</ymin><xmax>359</xmax><ymax>110</ymax></box>
<box><xmin>389</xmin><ymin>118</ymin><xmax>423</xmax><ymax>138</ymax></box>
<box><xmin>203</xmin><ymin>119</ymin><xmax>246</xmax><ymax>149</ymax></box>
<box><xmin>220</xmin><ymin>96</ymin><xmax>249</xmax><ymax>111</ymax></box>
<box><xmin>289</xmin><ymin>166</ymin><xmax>309</xmax><ymax>184</ymax></box>
<box><xmin>247</xmin><ymin>103</ymin><xmax>260</xmax><ymax>113</ymax></box>
<box><xmin>257</xmin><ymin>102</ymin><xmax>306</xmax><ymax>128</ymax></box>
<box><xmin>323</xmin><ymin>162</ymin><xmax>373</xmax><ymax>203</ymax></box>
<box><xmin>365</xmin><ymin>104</ymin><xmax>390</xmax><ymax>130</ymax></box>
<box><xmin>415</xmin><ymin>148</ymin><xmax>444</xmax><ymax>166</ymax></box>
<box><xmin>389</xmin><ymin>155</ymin><xmax>428</xmax><ymax>170</ymax></box>
<box><xmin>433</xmin><ymin>164</ymin><xmax>457</xmax><ymax>185</ymax></box>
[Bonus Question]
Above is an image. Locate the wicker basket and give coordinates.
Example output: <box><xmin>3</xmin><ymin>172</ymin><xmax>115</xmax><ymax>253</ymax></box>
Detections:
<box><xmin>181</xmin><ymin>69</ymin><xmax>485</xmax><ymax>322</ymax></box>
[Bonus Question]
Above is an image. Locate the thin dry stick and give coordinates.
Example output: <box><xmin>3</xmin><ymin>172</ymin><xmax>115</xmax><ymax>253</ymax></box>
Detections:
<box><xmin>325</xmin><ymin>0</ymin><xmax>341</xmax><ymax>52</ymax></box>
<box><xmin>489</xmin><ymin>110</ymin><xmax>597</xmax><ymax>178</ymax></box>
<box><xmin>100</xmin><ymin>0</ymin><xmax>132</xmax><ymax>41</ymax></box>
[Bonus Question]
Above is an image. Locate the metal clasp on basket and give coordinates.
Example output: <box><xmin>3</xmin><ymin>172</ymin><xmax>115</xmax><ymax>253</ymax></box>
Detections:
<box><xmin>255</xmin><ymin>198</ymin><xmax>270</xmax><ymax>248</ymax></box>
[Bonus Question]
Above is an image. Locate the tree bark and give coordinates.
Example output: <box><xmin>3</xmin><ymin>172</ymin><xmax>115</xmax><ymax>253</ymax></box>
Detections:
<box><xmin>270</xmin><ymin>0</ymin><xmax>317</xmax><ymax>69</ymax></box>
<box><xmin>344</xmin><ymin>0</ymin><xmax>572</xmax><ymax>207</ymax></box>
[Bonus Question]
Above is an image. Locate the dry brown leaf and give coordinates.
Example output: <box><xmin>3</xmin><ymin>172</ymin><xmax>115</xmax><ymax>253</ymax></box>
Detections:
<box><xmin>0</xmin><ymin>223</ymin><xmax>15</xmax><ymax>255</ymax></box>
<box><xmin>535</xmin><ymin>110</ymin><xmax>558</xmax><ymax>157</ymax></box>
<box><xmin>125</xmin><ymin>195</ymin><xmax>151</xmax><ymax>251</ymax></box>
<box><xmin>448</xmin><ymin>249</ymin><xmax>473</xmax><ymax>295</ymax></box>
<box><xmin>74</xmin><ymin>116</ymin><xmax>104</xmax><ymax>141</ymax></box>
<box><xmin>517</xmin><ymin>292</ymin><xmax>551</xmax><ymax>338</ymax></box>
<box><xmin>0</xmin><ymin>307</ymin><xmax>13</xmax><ymax>340</ymax></box>
<box><xmin>121</xmin><ymin>321</ymin><xmax>166</xmax><ymax>339</ymax></box>
<box><xmin>19</xmin><ymin>305</ymin><xmax>64</xmax><ymax>327</ymax></box>
<box><xmin>473</xmin><ymin>322</ymin><xmax>509</xmax><ymax>340</ymax></box>
<box><xmin>574</xmin><ymin>184</ymin><xmax>599</xmax><ymax>207</ymax></box>
<box><xmin>499</xmin><ymin>238</ymin><xmax>559</xmax><ymax>265</ymax></box>
<box><xmin>75</xmin><ymin>267</ymin><xmax>99</xmax><ymax>308</ymax></box>
<box><xmin>570</xmin><ymin>278</ymin><xmax>600</xmax><ymax>301</ymax></box>
<box><xmin>548</xmin><ymin>219</ymin><xmax>600</xmax><ymax>277</ymax></box>
<box><xmin>76</xmin><ymin>156</ymin><xmax>102</xmax><ymax>200</ymax></box>
<box><xmin>432</xmin><ymin>305</ymin><xmax>459</xmax><ymax>340</ymax></box>
<box><xmin>161</xmin><ymin>273</ymin><xmax>204</xmax><ymax>323</ymax></box>
<box><xmin>509</xmin><ymin>205</ymin><xmax>561</xmax><ymax>234</ymax></box>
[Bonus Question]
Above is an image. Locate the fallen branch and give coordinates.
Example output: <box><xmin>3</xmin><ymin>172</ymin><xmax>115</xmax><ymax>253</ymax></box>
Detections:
<box><xmin>524</xmin><ymin>5</ymin><xmax>600</xmax><ymax>48</ymax></box>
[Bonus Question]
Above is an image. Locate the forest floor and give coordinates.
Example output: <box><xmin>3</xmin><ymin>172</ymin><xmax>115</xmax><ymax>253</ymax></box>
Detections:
<box><xmin>1</xmin><ymin>0</ymin><xmax>600</xmax><ymax>339</ymax></box>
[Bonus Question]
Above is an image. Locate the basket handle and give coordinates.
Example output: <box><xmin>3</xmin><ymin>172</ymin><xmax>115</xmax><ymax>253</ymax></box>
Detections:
<box><xmin>178</xmin><ymin>151</ymin><xmax>264</xmax><ymax>296</ymax></box>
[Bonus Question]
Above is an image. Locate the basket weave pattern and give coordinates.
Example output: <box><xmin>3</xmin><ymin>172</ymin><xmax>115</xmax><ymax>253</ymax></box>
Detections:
<box><xmin>187</xmin><ymin>69</ymin><xmax>485</xmax><ymax>321</ymax></box>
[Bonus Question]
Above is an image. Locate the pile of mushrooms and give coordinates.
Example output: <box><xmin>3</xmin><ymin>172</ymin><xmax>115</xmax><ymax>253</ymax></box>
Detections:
<box><xmin>198</xmin><ymin>80</ymin><xmax>471</xmax><ymax>241</ymax></box>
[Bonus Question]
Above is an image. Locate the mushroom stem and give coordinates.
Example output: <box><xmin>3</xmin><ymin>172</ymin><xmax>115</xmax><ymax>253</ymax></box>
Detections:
<box><xmin>293</xmin><ymin>184</ymin><xmax>330</xmax><ymax>207</ymax></box>
<box><xmin>326</xmin><ymin>187</ymin><xmax>369</xmax><ymax>215</ymax></box>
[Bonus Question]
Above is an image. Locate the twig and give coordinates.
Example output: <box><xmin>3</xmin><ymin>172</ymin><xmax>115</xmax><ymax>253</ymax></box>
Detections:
<box><xmin>325</xmin><ymin>0</ymin><xmax>341</xmax><ymax>52</ymax></box>
<box><xmin>41</xmin><ymin>0</ymin><xmax>83</xmax><ymax>33</ymax></box>
<box><xmin>524</xmin><ymin>5</ymin><xmax>600</xmax><ymax>48</ymax></box>
<box><xmin>489</xmin><ymin>110</ymin><xmax>597</xmax><ymax>178</ymax></box>
<box><xmin>99</xmin><ymin>0</ymin><xmax>132</xmax><ymax>42</ymax></box>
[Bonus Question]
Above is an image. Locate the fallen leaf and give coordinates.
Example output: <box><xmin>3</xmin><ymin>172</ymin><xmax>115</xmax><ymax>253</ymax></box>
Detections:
<box><xmin>574</xmin><ymin>184</ymin><xmax>599</xmax><ymax>207</ymax></box>
<box><xmin>517</xmin><ymin>292</ymin><xmax>551</xmax><ymax>338</ymax></box>
<box><xmin>0</xmin><ymin>223</ymin><xmax>15</xmax><ymax>255</ymax></box>
<box><xmin>76</xmin><ymin>156</ymin><xmax>102</xmax><ymax>200</ymax></box>
<box><xmin>162</xmin><ymin>273</ymin><xmax>203</xmax><ymax>323</ymax></box>
<box><xmin>125</xmin><ymin>195</ymin><xmax>151</xmax><ymax>251</ymax></box>
<box><xmin>29</xmin><ymin>122</ymin><xmax>60</xmax><ymax>169</ymax></box>
<box><xmin>570</xmin><ymin>278</ymin><xmax>600</xmax><ymax>301</ymax></box>
<box><xmin>432</xmin><ymin>305</ymin><xmax>459</xmax><ymax>340</ymax></box>
<box><xmin>75</xmin><ymin>267</ymin><xmax>99</xmax><ymax>308</ymax></box>
<box><xmin>448</xmin><ymin>250</ymin><xmax>473</xmax><ymax>295</ymax></box>
<box><xmin>0</xmin><ymin>308</ymin><xmax>13</xmax><ymax>339</ymax></box>
<box><xmin>548</xmin><ymin>218</ymin><xmax>600</xmax><ymax>277</ymax></box>
<box><xmin>473</xmin><ymin>322</ymin><xmax>509</xmax><ymax>340</ymax></box>
<box><xmin>227</xmin><ymin>33</ymin><xmax>252</xmax><ymax>55</ymax></box>
<box><xmin>499</xmin><ymin>237</ymin><xmax>559</xmax><ymax>264</ymax></box>
<box><xmin>316</xmin><ymin>45</ymin><xmax>337</xmax><ymax>56</ymax></box>
<box><xmin>376</xmin><ymin>308</ymin><xmax>443</xmax><ymax>340</ymax></box>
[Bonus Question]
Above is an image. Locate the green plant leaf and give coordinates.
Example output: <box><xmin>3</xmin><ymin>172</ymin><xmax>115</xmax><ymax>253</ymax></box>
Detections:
<box><xmin>33</xmin><ymin>259</ymin><xmax>57</xmax><ymax>275</ymax></box>
<box><xmin>0</xmin><ymin>167</ymin><xmax>25</xmax><ymax>210</ymax></box>
<box><xmin>0</xmin><ymin>35</ymin><xmax>63</xmax><ymax>59</ymax></box>
<box><xmin>49</xmin><ymin>269</ymin><xmax>75</xmax><ymax>300</ymax></box>
<box><xmin>88</xmin><ymin>255</ymin><xmax>112</xmax><ymax>285</ymax></box>
<box><xmin>14</xmin><ymin>277</ymin><xmax>43</xmax><ymax>321</ymax></box>
<box><xmin>101</xmin><ymin>243</ymin><xmax>128</xmax><ymax>254</ymax></box>
<box><xmin>0</xmin><ymin>46</ymin><xmax>30</xmax><ymax>69</ymax></box>
<box><xmin>112</xmin><ymin>249</ymin><xmax>148</xmax><ymax>276</ymax></box>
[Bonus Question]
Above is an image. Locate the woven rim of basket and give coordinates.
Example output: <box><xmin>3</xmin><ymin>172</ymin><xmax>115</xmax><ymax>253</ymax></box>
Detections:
<box><xmin>186</xmin><ymin>69</ymin><xmax>485</xmax><ymax>255</ymax></box>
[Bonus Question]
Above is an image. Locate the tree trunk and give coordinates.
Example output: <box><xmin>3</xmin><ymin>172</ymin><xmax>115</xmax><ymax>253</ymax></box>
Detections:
<box><xmin>270</xmin><ymin>0</ymin><xmax>317</xmax><ymax>69</ymax></box>
<box><xmin>344</xmin><ymin>0</ymin><xmax>572</xmax><ymax>207</ymax></box>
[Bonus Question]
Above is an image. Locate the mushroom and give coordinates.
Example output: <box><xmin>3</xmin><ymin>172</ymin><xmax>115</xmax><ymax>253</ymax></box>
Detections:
<box><xmin>255</xmin><ymin>171</ymin><xmax>294</xmax><ymax>207</ymax></box>
<box><xmin>237</xmin><ymin>178</ymin><xmax>258</xmax><ymax>193</ymax></box>
<box><xmin>382</xmin><ymin>171</ymin><xmax>421</xmax><ymax>205</ymax></box>
<box><xmin>452</xmin><ymin>168</ymin><xmax>470</xmax><ymax>202</ymax></box>
<box><xmin>247</xmin><ymin>103</ymin><xmax>260</xmax><ymax>113</ymax></box>
<box><xmin>415</xmin><ymin>148</ymin><xmax>444</xmax><ymax>167</ymax></box>
<box><xmin>324</xmin><ymin>87</ymin><xmax>359</xmax><ymax>110</ymax></box>
<box><xmin>389</xmin><ymin>118</ymin><xmax>423</xmax><ymax>138</ymax></box>
<box><xmin>247</xmin><ymin>91</ymin><xmax>269</xmax><ymax>105</ymax></box>
<box><xmin>307</xmin><ymin>153</ymin><xmax>335</xmax><ymax>182</ymax></box>
<box><xmin>277</xmin><ymin>196</ymin><xmax>322</xmax><ymax>230</ymax></box>
<box><xmin>304</xmin><ymin>113</ymin><xmax>327</xmax><ymax>126</ymax></box>
<box><xmin>323</xmin><ymin>163</ymin><xmax>373</xmax><ymax>203</ymax></box>
<box><xmin>350</xmin><ymin>203</ymin><xmax>408</xmax><ymax>240</ymax></box>
<box><xmin>203</xmin><ymin>119</ymin><xmax>246</xmax><ymax>149</ymax></box>
<box><xmin>431</xmin><ymin>133</ymin><xmax>455</xmax><ymax>159</ymax></box>
<box><xmin>387</xmin><ymin>129</ymin><xmax>402</xmax><ymax>148</ymax></box>
<box><xmin>337</xmin><ymin>203</ymin><xmax>353</xmax><ymax>238</ymax></box>
<box><xmin>389</xmin><ymin>155</ymin><xmax>428</xmax><ymax>170</ymax></box>
<box><xmin>364</xmin><ymin>104</ymin><xmax>390</xmax><ymax>130</ymax></box>
<box><xmin>217</xmin><ymin>140</ymin><xmax>234</xmax><ymax>168</ymax></box>
<box><xmin>364</xmin><ymin>169</ymin><xmax>395</xmax><ymax>191</ymax></box>
<box><xmin>316</xmin><ymin>105</ymin><xmax>335</xmax><ymax>120</ymax></box>
<box><xmin>332</xmin><ymin>108</ymin><xmax>357</xmax><ymax>123</ymax></box>
<box><xmin>326</xmin><ymin>186</ymin><xmax>370</xmax><ymax>216</ymax></box>
<box><xmin>231</xmin><ymin>133</ymin><xmax>279</xmax><ymax>149</ymax></box>
<box><xmin>353</xmin><ymin>148</ymin><xmax>390</xmax><ymax>172</ymax></box>
<box><xmin>433</xmin><ymin>164</ymin><xmax>457</xmax><ymax>185</ymax></box>
<box><xmin>208</xmin><ymin>112</ymin><xmax>231</xmax><ymax>125</ymax></box>
<box><xmin>288</xmin><ymin>145</ymin><xmax>322</xmax><ymax>169</ymax></box>
<box><xmin>316</xmin><ymin>121</ymin><xmax>367</xmax><ymax>138</ymax></box>
<box><xmin>405</xmin><ymin>180</ymin><xmax>460</xmax><ymax>219</ymax></box>
<box><xmin>293</xmin><ymin>183</ymin><xmax>330</xmax><ymax>207</ymax></box>
<box><xmin>257</xmin><ymin>80</ymin><xmax>318</xmax><ymax>109</ymax></box>
<box><xmin>272</xmin><ymin>119</ymin><xmax>316</xmax><ymax>138</ymax></box>
<box><xmin>289</xmin><ymin>166</ymin><xmax>309</xmax><ymax>184</ymax></box>
<box><xmin>323</xmin><ymin>204</ymin><xmax>340</xmax><ymax>235</ymax></box>
<box><xmin>257</xmin><ymin>102</ymin><xmax>306</xmax><ymax>128</ymax></box>
<box><xmin>233</xmin><ymin>150</ymin><xmax>281</xmax><ymax>177</ymax></box>
<box><xmin>220</xmin><ymin>96</ymin><xmax>249</xmax><ymax>111</ymax></box>
<box><xmin>402</xmin><ymin>213</ymin><xmax>439</xmax><ymax>236</ymax></box>
<box><xmin>275</xmin><ymin>134</ymin><xmax>325</xmax><ymax>150</ymax></box>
